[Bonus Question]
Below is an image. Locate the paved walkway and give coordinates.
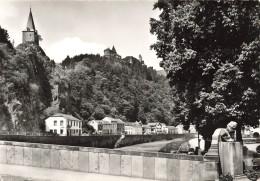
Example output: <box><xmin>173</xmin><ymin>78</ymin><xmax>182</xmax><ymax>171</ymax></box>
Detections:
<box><xmin>0</xmin><ymin>163</ymin><xmax>155</xmax><ymax>181</ymax></box>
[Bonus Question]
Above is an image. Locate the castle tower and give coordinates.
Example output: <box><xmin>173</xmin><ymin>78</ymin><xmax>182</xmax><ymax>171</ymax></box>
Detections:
<box><xmin>22</xmin><ymin>8</ymin><xmax>39</xmax><ymax>45</ymax></box>
<box><xmin>139</xmin><ymin>54</ymin><xmax>142</xmax><ymax>62</ymax></box>
<box><xmin>112</xmin><ymin>45</ymin><xmax>117</xmax><ymax>53</ymax></box>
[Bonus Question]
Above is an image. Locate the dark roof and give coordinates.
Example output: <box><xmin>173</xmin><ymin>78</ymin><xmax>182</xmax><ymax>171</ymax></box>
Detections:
<box><xmin>26</xmin><ymin>8</ymin><xmax>36</xmax><ymax>31</ymax></box>
<box><xmin>124</xmin><ymin>122</ymin><xmax>133</xmax><ymax>126</ymax></box>
<box><xmin>102</xmin><ymin>120</ymin><xmax>110</xmax><ymax>124</ymax></box>
<box><xmin>166</xmin><ymin>126</ymin><xmax>176</xmax><ymax>129</ymax></box>
<box><xmin>142</xmin><ymin>125</ymin><xmax>151</xmax><ymax>128</ymax></box>
<box><xmin>124</xmin><ymin>122</ymin><xmax>141</xmax><ymax>127</ymax></box>
<box><xmin>148</xmin><ymin>122</ymin><xmax>161</xmax><ymax>127</ymax></box>
<box><xmin>51</xmin><ymin>113</ymin><xmax>81</xmax><ymax>121</ymax></box>
<box><xmin>103</xmin><ymin>117</ymin><xmax>124</xmax><ymax>124</ymax></box>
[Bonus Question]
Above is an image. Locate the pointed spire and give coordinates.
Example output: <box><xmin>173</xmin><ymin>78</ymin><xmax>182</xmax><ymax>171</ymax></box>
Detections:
<box><xmin>26</xmin><ymin>7</ymin><xmax>36</xmax><ymax>31</ymax></box>
<box><xmin>112</xmin><ymin>46</ymin><xmax>117</xmax><ymax>53</ymax></box>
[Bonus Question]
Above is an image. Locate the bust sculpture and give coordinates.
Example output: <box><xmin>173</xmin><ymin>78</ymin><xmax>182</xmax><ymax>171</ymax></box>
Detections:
<box><xmin>219</xmin><ymin>121</ymin><xmax>237</xmax><ymax>142</ymax></box>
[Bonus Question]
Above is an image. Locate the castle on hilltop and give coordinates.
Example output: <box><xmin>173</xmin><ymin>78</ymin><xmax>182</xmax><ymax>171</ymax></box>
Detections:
<box><xmin>22</xmin><ymin>8</ymin><xmax>39</xmax><ymax>45</ymax></box>
<box><xmin>104</xmin><ymin>46</ymin><xmax>121</xmax><ymax>59</ymax></box>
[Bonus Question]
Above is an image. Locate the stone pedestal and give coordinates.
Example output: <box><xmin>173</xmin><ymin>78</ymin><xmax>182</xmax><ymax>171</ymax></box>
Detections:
<box><xmin>219</xmin><ymin>142</ymin><xmax>243</xmax><ymax>177</ymax></box>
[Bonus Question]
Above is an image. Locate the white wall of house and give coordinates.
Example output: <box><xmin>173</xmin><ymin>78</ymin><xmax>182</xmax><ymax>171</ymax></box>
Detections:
<box><xmin>125</xmin><ymin>125</ymin><xmax>134</xmax><ymax>135</ymax></box>
<box><xmin>45</xmin><ymin>117</ymin><xmax>67</xmax><ymax>136</ymax></box>
<box><xmin>189</xmin><ymin>125</ymin><xmax>197</xmax><ymax>133</ymax></box>
<box><xmin>176</xmin><ymin>125</ymin><xmax>185</xmax><ymax>134</ymax></box>
<box><xmin>45</xmin><ymin>116</ymin><xmax>82</xmax><ymax>136</ymax></box>
<box><xmin>89</xmin><ymin>121</ymin><xmax>100</xmax><ymax>132</ymax></box>
<box><xmin>133</xmin><ymin>126</ymin><xmax>142</xmax><ymax>135</ymax></box>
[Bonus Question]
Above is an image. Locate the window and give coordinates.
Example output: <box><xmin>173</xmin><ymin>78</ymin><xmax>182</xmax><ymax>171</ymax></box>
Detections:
<box><xmin>74</xmin><ymin>121</ymin><xmax>75</xmax><ymax>126</ymax></box>
<box><xmin>54</xmin><ymin>129</ymin><xmax>57</xmax><ymax>134</ymax></box>
<box><xmin>60</xmin><ymin>121</ymin><xmax>64</xmax><ymax>126</ymax></box>
<box><xmin>60</xmin><ymin>129</ymin><xmax>64</xmax><ymax>134</ymax></box>
<box><xmin>54</xmin><ymin>120</ymin><xmax>57</xmax><ymax>126</ymax></box>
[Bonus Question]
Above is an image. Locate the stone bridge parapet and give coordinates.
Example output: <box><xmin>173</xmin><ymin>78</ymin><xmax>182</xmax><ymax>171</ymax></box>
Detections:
<box><xmin>0</xmin><ymin>141</ymin><xmax>218</xmax><ymax>181</ymax></box>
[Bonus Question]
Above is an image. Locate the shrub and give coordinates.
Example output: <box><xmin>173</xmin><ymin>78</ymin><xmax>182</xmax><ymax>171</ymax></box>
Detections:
<box><xmin>159</xmin><ymin>138</ymin><xmax>189</xmax><ymax>153</ymax></box>
<box><xmin>256</xmin><ymin>145</ymin><xmax>260</xmax><ymax>153</ymax></box>
<box><xmin>244</xmin><ymin>169</ymin><xmax>259</xmax><ymax>181</ymax></box>
<box><xmin>253</xmin><ymin>132</ymin><xmax>260</xmax><ymax>138</ymax></box>
<box><xmin>219</xmin><ymin>173</ymin><xmax>233</xmax><ymax>181</ymax></box>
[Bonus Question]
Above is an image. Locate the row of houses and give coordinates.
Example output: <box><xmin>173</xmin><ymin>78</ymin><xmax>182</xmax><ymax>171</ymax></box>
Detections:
<box><xmin>45</xmin><ymin>113</ymin><xmax>197</xmax><ymax>136</ymax></box>
<box><xmin>89</xmin><ymin>119</ymin><xmax>197</xmax><ymax>135</ymax></box>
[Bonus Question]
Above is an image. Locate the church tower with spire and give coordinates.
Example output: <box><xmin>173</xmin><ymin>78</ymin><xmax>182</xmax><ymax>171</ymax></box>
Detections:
<box><xmin>22</xmin><ymin>8</ymin><xmax>39</xmax><ymax>45</ymax></box>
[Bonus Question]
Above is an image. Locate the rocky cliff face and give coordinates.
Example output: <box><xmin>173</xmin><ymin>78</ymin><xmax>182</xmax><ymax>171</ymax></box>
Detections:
<box><xmin>0</xmin><ymin>42</ymin><xmax>54</xmax><ymax>133</ymax></box>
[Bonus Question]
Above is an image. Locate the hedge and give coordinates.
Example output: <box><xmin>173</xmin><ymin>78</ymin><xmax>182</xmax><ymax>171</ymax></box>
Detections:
<box><xmin>0</xmin><ymin>135</ymin><xmax>120</xmax><ymax>148</ymax></box>
<box><xmin>0</xmin><ymin>134</ymin><xmax>196</xmax><ymax>149</ymax></box>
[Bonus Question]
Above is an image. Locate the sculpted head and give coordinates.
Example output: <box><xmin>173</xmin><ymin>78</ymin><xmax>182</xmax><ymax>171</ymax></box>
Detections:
<box><xmin>226</xmin><ymin>121</ymin><xmax>237</xmax><ymax>132</ymax></box>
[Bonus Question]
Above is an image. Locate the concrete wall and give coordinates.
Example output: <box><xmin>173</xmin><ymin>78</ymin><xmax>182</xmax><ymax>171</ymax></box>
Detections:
<box><xmin>0</xmin><ymin>141</ymin><xmax>218</xmax><ymax>181</ymax></box>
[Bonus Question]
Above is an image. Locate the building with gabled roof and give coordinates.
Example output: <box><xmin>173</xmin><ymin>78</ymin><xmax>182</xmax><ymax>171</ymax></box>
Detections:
<box><xmin>142</xmin><ymin>125</ymin><xmax>152</xmax><ymax>134</ymax></box>
<box><xmin>148</xmin><ymin>122</ymin><xmax>164</xmax><ymax>134</ymax></box>
<box><xmin>104</xmin><ymin>46</ymin><xmax>121</xmax><ymax>59</ymax></box>
<box><xmin>45</xmin><ymin>113</ymin><xmax>82</xmax><ymax>136</ymax></box>
<box><xmin>165</xmin><ymin>126</ymin><xmax>177</xmax><ymax>134</ymax></box>
<box><xmin>124</xmin><ymin>122</ymin><xmax>134</xmax><ymax>135</ymax></box>
<box><xmin>102</xmin><ymin>117</ymin><xmax>124</xmax><ymax>134</ymax></box>
<box><xmin>22</xmin><ymin>8</ymin><xmax>39</xmax><ymax>45</ymax></box>
<box><xmin>124</xmin><ymin>121</ymin><xmax>142</xmax><ymax>135</ymax></box>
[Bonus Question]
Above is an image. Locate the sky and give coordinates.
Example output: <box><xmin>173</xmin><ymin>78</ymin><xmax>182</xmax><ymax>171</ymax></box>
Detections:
<box><xmin>0</xmin><ymin>0</ymin><xmax>163</xmax><ymax>70</ymax></box>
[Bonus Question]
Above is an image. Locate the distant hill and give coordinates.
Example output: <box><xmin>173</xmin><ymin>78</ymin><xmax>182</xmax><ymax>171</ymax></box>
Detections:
<box><xmin>53</xmin><ymin>53</ymin><xmax>175</xmax><ymax>125</ymax></box>
<box><xmin>157</xmin><ymin>70</ymin><xmax>167</xmax><ymax>76</ymax></box>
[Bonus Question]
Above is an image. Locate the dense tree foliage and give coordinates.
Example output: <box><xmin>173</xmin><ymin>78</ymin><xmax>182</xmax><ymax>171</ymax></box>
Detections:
<box><xmin>0</xmin><ymin>26</ymin><xmax>13</xmax><ymax>49</ymax></box>
<box><xmin>50</xmin><ymin>53</ymin><xmax>175</xmax><ymax>126</ymax></box>
<box><xmin>151</xmin><ymin>1</ymin><xmax>260</xmax><ymax>139</ymax></box>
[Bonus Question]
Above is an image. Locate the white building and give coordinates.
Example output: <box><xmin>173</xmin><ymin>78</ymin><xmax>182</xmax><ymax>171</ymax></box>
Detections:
<box><xmin>148</xmin><ymin>122</ymin><xmax>164</xmax><ymax>134</ymax></box>
<box><xmin>176</xmin><ymin>124</ymin><xmax>188</xmax><ymax>134</ymax></box>
<box><xmin>142</xmin><ymin>125</ymin><xmax>152</xmax><ymax>135</ymax></box>
<box><xmin>133</xmin><ymin>122</ymin><xmax>142</xmax><ymax>135</ymax></box>
<box><xmin>88</xmin><ymin>120</ymin><xmax>103</xmax><ymax>134</ymax></box>
<box><xmin>165</xmin><ymin>126</ymin><xmax>177</xmax><ymax>134</ymax></box>
<box><xmin>45</xmin><ymin>113</ymin><xmax>82</xmax><ymax>136</ymax></box>
<box><xmin>189</xmin><ymin>125</ymin><xmax>197</xmax><ymax>133</ymax></box>
<box><xmin>161</xmin><ymin>123</ymin><xmax>167</xmax><ymax>133</ymax></box>
<box><xmin>124</xmin><ymin>122</ymin><xmax>134</xmax><ymax>135</ymax></box>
